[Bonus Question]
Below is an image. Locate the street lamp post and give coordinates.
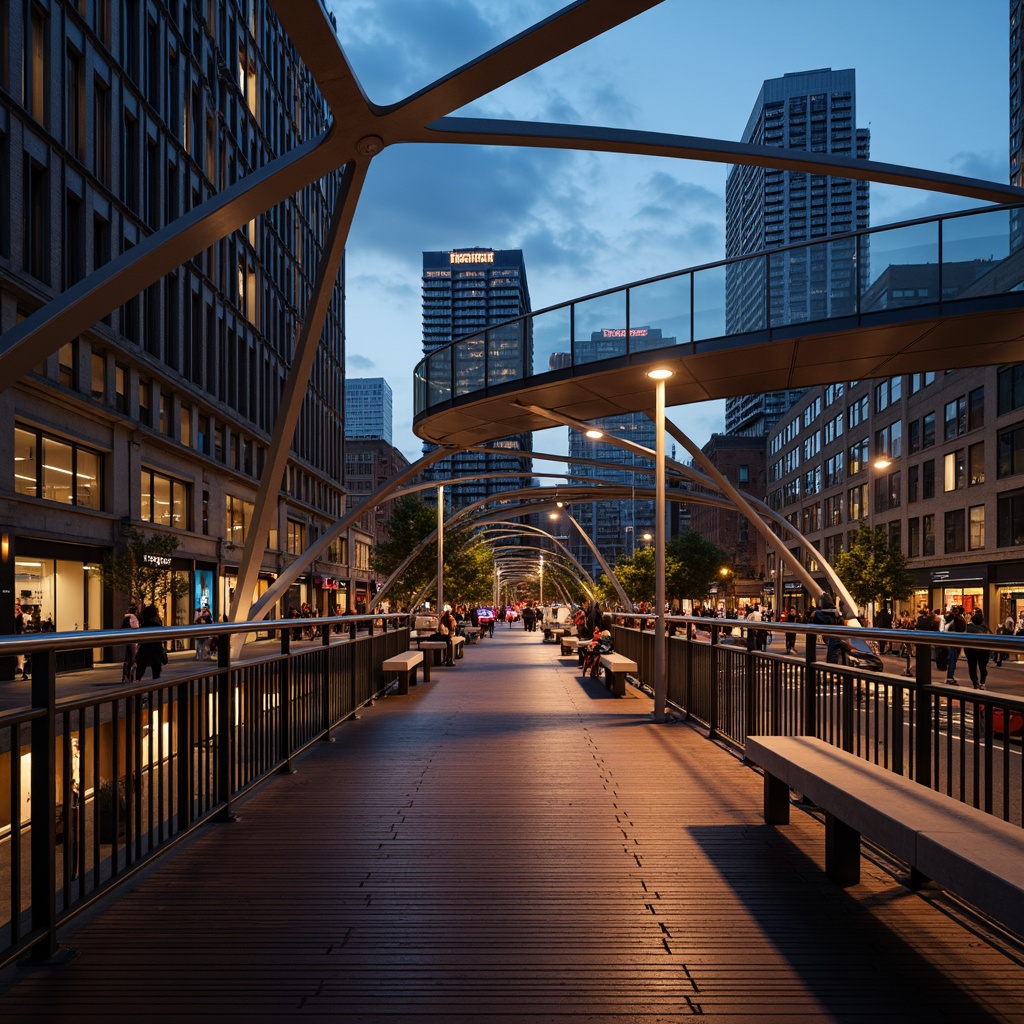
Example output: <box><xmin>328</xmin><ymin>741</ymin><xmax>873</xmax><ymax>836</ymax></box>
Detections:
<box><xmin>647</xmin><ymin>367</ymin><xmax>672</xmax><ymax>723</ymax></box>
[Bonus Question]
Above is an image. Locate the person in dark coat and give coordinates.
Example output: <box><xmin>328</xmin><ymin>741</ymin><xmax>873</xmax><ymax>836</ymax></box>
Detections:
<box><xmin>133</xmin><ymin>604</ymin><xmax>166</xmax><ymax>680</ymax></box>
<box><xmin>963</xmin><ymin>609</ymin><xmax>990</xmax><ymax>690</ymax></box>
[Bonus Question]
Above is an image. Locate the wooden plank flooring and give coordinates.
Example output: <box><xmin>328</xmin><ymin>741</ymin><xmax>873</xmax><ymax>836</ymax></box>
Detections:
<box><xmin>4</xmin><ymin>629</ymin><xmax>1024</xmax><ymax>1022</ymax></box>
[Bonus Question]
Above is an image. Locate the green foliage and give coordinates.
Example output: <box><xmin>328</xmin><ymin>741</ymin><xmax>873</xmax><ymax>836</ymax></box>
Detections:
<box><xmin>666</xmin><ymin>529</ymin><xmax>729</xmax><ymax>601</ymax></box>
<box><xmin>833</xmin><ymin>519</ymin><xmax>915</xmax><ymax>609</ymax></box>
<box><xmin>371</xmin><ymin>495</ymin><xmax>438</xmax><ymax>607</ymax></box>
<box><xmin>611</xmin><ymin>546</ymin><xmax>660</xmax><ymax>606</ymax></box>
<box><xmin>103</xmin><ymin>529</ymin><xmax>189</xmax><ymax>607</ymax></box>
<box><xmin>443</xmin><ymin>539</ymin><xmax>495</xmax><ymax>607</ymax></box>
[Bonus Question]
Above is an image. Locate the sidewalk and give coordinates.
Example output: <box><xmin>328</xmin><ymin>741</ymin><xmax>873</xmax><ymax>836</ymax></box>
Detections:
<box><xmin>3</xmin><ymin>627</ymin><xmax>1024</xmax><ymax>1021</ymax></box>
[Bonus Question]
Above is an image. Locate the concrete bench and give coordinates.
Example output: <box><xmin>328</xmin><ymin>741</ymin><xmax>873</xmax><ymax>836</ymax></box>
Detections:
<box><xmin>381</xmin><ymin>650</ymin><xmax>423</xmax><ymax>695</ymax></box>
<box><xmin>598</xmin><ymin>653</ymin><xmax>638</xmax><ymax>697</ymax></box>
<box><xmin>544</xmin><ymin>627</ymin><xmax>568</xmax><ymax>644</ymax></box>
<box><xmin>746</xmin><ymin>735</ymin><xmax>1024</xmax><ymax>936</ymax></box>
<box><xmin>452</xmin><ymin>635</ymin><xmax>466</xmax><ymax>660</ymax></box>
<box><xmin>560</xmin><ymin>635</ymin><xmax>587</xmax><ymax>656</ymax></box>
<box><xmin>413</xmin><ymin>640</ymin><xmax>450</xmax><ymax>679</ymax></box>
<box><xmin>462</xmin><ymin>626</ymin><xmax>481</xmax><ymax>642</ymax></box>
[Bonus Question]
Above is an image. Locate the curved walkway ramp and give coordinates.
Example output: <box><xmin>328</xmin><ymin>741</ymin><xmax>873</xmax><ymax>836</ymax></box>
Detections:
<box><xmin>415</xmin><ymin>205</ymin><xmax>1024</xmax><ymax>447</ymax></box>
<box><xmin>5</xmin><ymin>630</ymin><xmax>1024</xmax><ymax>1021</ymax></box>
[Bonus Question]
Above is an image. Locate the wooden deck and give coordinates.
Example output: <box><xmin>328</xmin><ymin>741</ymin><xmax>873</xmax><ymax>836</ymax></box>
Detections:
<box><xmin>4</xmin><ymin>629</ymin><xmax>1024</xmax><ymax>1022</ymax></box>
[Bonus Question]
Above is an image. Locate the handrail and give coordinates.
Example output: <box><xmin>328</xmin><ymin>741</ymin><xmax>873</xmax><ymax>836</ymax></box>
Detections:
<box><xmin>413</xmin><ymin>201</ymin><xmax>1024</xmax><ymax>416</ymax></box>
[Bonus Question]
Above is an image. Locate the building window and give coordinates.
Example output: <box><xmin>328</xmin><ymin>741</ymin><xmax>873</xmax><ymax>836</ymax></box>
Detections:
<box><xmin>908</xmin><ymin>517</ymin><xmax>920</xmax><ymax>557</ymax></box>
<box><xmin>944</xmin><ymin>395</ymin><xmax>968</xmax><ymax>440</ymax></box>
<box><xmin>58</xmin><ymin>342</ymin><xmax>76</xmax><ymax>389</ymax></box>
<box><xmin>968</xmin><ymin>441</ymin><xmax>985</xmax><ymax>486</ymax></box>
<box><xmin>922</xmin><ymin>459</ymin><xmax>935</xmax><ymax>500</ymax></box>
<box><xmin>944</xmin><ymin>509</ymin><xmax>965</xmax><ymax>554</ymax></box>
<box><xmin>225</xmin><ymin>495</ymin><xmax>253</xmax><ymax>547</ymax></box>
<box><xmin>93</xmin><ymin>79</ymin><xmax>110</xmax><ymax>184</ymax></box>
<box><xmin>998</xmin><ymin>424</ymin><xmax>1024</xmax><ymax>479</ymax></box>
<box><xmin>998</xmin><ymin>365</ymin><xmax>1024</xmax><ymax>415</ymax></box>
<box><xmin>998</xmin><ymin>491</ymin><xmax>1024</xmax><ymax>547</ymax></box>
<box><xmin>848</xmin><ymin>437</ymin><xmax>868</xmax><ymax>475</ymax></box>
<box><xmin>922</xmin><ymin>513</ymin><xmax>935</xmax><ymax>556</ymax></box>
<box><xmin>738</xmin><ymin>464</ymin><xmax>749</xmax><ymax>484</ymax></box>
<box><xmin>14</xmin><ymin>424</ymin><xmax>103</xmax><ymax>509</ymax></box>
<box><xmin>969</xmin><ymin>505</ymin><xmax>985</xmax><ymax>550</ymax></box>
<box><xmin>922</xmin><ymin>411</ymin><xmax>935</xmax><ymax>448</ymax></box>
<box><xmin>286</xmin><ymin>519</ymin><xmax>305</xmax><ymax>555</ymax></box>
<box><xmin>90</xmin><ymin>352</ymin><xmax>104</xmax><ymax>401</ymax></box>
<box><xmin>968</xmin><ymin>386</ymin><xmax>985</xmax><ymax>431</ymax></box>
<box><xmin>848</xmin><ymin>483</ymin><xmax>868</xmax><ymax>522</ymax></box>
<box><xmin>24</xmin><ymin>158</ymin><xmax>48</xmax><ymax>282</ymax></box>
<box><xmin>140</xmin><ymin>468</ymin><xmax>190</xmax><ymax>529</ymax></box>
<box><xmin>943</xmin><ymin>449</ymin><xmax>965</xmax><ymax>491</ymax></box>
<box><xmin>908</xmin><ymin>464</ymin><xmax>919</xmax><ymax>504</ymax></box>
<box><xmin>26</xmin><ymin>4</ymin><xmax>46</xmax><ymax>123</ymax></box>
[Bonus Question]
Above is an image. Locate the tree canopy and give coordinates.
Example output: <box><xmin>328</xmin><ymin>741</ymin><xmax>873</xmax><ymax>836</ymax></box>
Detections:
<box><xmin>103</xmin><ymin>529</ymin><xmax>189</xmax><ymax>608</ymax></box>
<box><xmin>833</xmin><ymin>519</ymin><xmax>914</xmax><ymax>610</ymax></box>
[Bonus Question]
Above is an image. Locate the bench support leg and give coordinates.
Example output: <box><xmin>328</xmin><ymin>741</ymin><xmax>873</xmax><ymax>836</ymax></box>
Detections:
<box><xmin>825</xmin><ymin>812</ymin><xmax>861</xmax><ymax>886</ymax></box>
<box><xmin>607</xmin><ymin>671</ymin><xmax>626</xmax><ymax>697</ymax></box>
<box><xmin>397</xmin><ymin>670</ymin><xmax>410</xmax><ymax>696</ymax></box>
<box><xmin>908</xmin><ymin>866</ymin><xmax>932</xmax><ymax>890</ymax></box>
<box><xmin>764</xmin><ymin>773</ymin><xmax>790</xmax><ymax>825</ymax></box>
<box><xmin>422</xmin><ymin>659</ymin><xmax>431</xmax><ymax>683</ymax></box>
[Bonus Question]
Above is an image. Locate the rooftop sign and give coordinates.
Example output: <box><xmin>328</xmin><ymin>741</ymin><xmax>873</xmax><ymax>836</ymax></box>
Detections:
<box><xmin>450</xmin><ymin>251</ymin><xmax>495</xmax><ymax>264</ymax></box>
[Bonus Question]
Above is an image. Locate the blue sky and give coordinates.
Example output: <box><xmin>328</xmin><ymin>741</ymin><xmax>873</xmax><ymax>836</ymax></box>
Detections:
<box><xmin>327</xmin><ymin>0</ymin><xmax>1008</xmax><ymax>463</ymax></box>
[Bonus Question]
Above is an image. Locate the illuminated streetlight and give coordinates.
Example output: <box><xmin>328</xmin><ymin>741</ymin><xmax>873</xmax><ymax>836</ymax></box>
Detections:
<box><xmin>646</xmin><ymin>366</ymin><xmax>673</xmax><ymax>722</ymax></box>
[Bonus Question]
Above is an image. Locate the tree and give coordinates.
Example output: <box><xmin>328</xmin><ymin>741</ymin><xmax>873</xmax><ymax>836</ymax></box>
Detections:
<box><xmin>666</xmin><ymin>529</ymin><xmax>729</xmax><ymax>603</ymax></box>
<box><xmin>833</xmin><ymin>519</ymin><xmax>914</xmax><ymax>612</ymax></box>
<box><xmin>104</xmin><ymin>529</ymin><xmax>189</xmax><ymax>608</ymax></box>
<box><xmin>443</xmin><ymin>539</ymin><xmax>494</xmax><ymax>607</ymax></box>
<box><xmin>371</xmin><ymin>495</ymin><xmax>438</xmax><ymax>608</ymax></box>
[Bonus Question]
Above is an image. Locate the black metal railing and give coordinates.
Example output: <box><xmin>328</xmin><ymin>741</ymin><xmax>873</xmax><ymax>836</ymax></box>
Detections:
<box><xmin>0</xmin><ymin>613</ymin><xmax>410</xmax><ymax>968</ymax></box>
<box><xmin>610</xmin><ymin>615</ymin><xmax>1024</xmax><ymax>830</ymax></box>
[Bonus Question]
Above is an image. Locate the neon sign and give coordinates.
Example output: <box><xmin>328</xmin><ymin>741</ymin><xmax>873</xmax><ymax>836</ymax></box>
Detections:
<box><xmin>450</xmin><ymin>251</ymin><xmax>495</xmax><ymax>265</ymax></box>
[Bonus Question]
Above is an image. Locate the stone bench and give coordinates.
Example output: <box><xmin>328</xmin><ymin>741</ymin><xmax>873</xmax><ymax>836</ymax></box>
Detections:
<box><xmin>462</xmin><ymin>626</ymin><xmax>481</xmax><ymax>642</ymax></box>
<box><xmin>544</xmin><ymin>627</ymin><xmax>568</xmax><ymax>644</ymax></box>
<box><xmin>381</xmin><ymin>650</ymin><xmax>423</xmax><ymax>695</ymax></box>
<box><xmin>452</xmin><ymin>635</ymin><xmax>466</xmax><ymax>660</ymax></box>
<box><xmin>560</xmin><ymin>635</ymin><xmax>587</xmax><ymax>656</ymax></box>
<box><xmin>598</xmin><ymin>653</ymin><xmax>638</xmax><ymax>697</ymax></box>
<box><xmin>746</xmin><ymin>735</ymin><xmax>1024</xmax><ymax>937</ymax></box>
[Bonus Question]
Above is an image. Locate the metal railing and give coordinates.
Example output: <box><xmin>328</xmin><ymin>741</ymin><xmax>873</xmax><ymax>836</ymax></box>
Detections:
<box><xmin>0</xmin><ymin>613</ymin><xmax>410</xmax><ymax>968</ymax></box>
<box><xmin>611</xmin><ymin>615</ymin><xmax>1024</xmax><ymax>830</ymax></box>
<box><xmin>414</xmin><ymin>202</ymin><xmax>1024</xmax><ymax>416</ymax></box>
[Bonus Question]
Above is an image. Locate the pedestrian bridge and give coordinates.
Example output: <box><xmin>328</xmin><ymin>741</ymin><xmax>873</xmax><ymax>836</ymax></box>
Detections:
<box><xmin>414</xmin><ymin>204</ymin><xmax>1024</xmax><ymax>447</ymax></box>
<box><xmin>5</xmin><ymin>625</ymin><xmax>1024</xmax><ymax>1020</ymax></box>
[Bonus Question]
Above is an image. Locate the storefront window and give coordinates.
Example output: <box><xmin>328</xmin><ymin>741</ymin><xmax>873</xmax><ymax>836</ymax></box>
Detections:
<box><xmin>141</xmin><ymin>468</ymin><xmax>190</xmax><ymax>528</ymax></box>
<box><xmin>16</xmin><ymin>557</ymin><xmax>103</xmax><ymax>633</ymax></box>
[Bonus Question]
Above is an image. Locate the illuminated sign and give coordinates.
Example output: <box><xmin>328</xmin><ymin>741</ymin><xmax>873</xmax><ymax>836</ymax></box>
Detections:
<box><xmin>602</xmin><ymin>328</ymin><xmax>650</xmax><ymax>338</ymax></box>
<box><xmin>450</xmin><ymin>250</ymin><xmax>495</xmax><ymax>265</ymax></box>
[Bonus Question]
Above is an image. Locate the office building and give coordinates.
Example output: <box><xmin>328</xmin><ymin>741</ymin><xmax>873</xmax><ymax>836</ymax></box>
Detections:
<box><xmin>0</xmin><ymin>0</ymin><xmax>362</xmax><ymax>653</ymax></box>
<box><xmin>421</xmin><ymin>248</ymin><xmax>533</xmax><ymax>511</ymax></box>
<box><xmin>724</xmin><ymin>68</ymin><xmax>871</xmax><ymax>436</ymax></box>
<box><xmin>345</xmin><ymin>378</ymin><xmax>393</xmax><ymax>444</ymax></box>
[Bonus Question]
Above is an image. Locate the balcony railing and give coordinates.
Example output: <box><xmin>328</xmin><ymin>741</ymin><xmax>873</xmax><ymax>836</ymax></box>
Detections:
<box><xmin>414</xmin><ymin>203</ymin><xmax>1024</xmax><ymax>417</ymax></box>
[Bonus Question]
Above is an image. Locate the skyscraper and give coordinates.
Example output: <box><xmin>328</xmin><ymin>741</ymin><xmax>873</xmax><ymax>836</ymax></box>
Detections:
<box><xmin>421</xmin><ymin>248</ymin><xmax>533</xmax><ymax>510</ymax></box>
<box><xmin>345</xmin><ymin>378</ymin><xmax>393</xmax><ymax>444</ymax></box>
<box><xmin>724</xmin><ymin>68</ymin><xmax>870</xmax><ymax>436</ymax></box>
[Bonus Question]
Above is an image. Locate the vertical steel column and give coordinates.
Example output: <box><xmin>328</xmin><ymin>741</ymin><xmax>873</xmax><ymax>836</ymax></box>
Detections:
<box><xmin>915</xmin><ymin>643</ymin><xmax>933</xmax><ymax>788</ymax></box>
<box><xmin>803</xmin><ymin>631</ymin><xmax>818</xmax><ymax>737</ymax></box>
<box><xmin>215</xmin><ymin>636</ymin><xmax>237</xmax><ymax>822</ymax></box>
<box><xmin>437</xmin><ymin>484</ymin><xmax>444</xmax><ymax>616</ymax></box>
<box><xmin>279</xmin><ymin>629</ymin><xmax>293</xmax><ymax>772</ymax></box>
<box><xmin>29</xmin><ymin>647</ymin><xmax>57</xmax><ymax>960</ymax></box>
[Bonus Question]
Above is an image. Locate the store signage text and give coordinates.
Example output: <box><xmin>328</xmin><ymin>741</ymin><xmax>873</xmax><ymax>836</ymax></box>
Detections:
<box><xmin>450</xmin><ymin>251</ymin><xmax>494</xmax><ymax>264</ymax></box>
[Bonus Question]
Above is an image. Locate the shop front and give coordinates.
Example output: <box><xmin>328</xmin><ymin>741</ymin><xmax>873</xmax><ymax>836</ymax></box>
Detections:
<box><xmin>13</xmin><ymin>538</ymin><xmax>107</xmax><ymax>670</ymax></box>
<box><xmin>928</xmin><ymin>565</ymin><xmax>989</xmax><ymax>618</ymax></box>
<box><xmin>991</xmin><ymin>560</ymin><xmax>1024</xmax><ymax>634</ymax></box>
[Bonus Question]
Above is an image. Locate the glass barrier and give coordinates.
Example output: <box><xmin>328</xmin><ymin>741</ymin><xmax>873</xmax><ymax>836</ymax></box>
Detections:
<box><xmin>529</xmin><ymin>305</ymin><xmax>572</xmax><ymax>376</ymax></box>
<box><xmin>573</xmin><ymin>291</ymin><xmax>629</xmax><ymax>362</ymax></box>
<box><xmin>628</xmin><ymin>273</ymin><xmax>691</xmax><ymax>346</ymax></box>
<box><xmin>415</xmin><ymin>205</ymin><xmax>1024</xmax><ymax>416</ymax></box>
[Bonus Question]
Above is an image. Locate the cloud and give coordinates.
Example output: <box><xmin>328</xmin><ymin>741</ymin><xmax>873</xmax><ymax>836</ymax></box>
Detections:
<box><xmin>347</xmin><ymin>353</ymin><xmax>377</xmax><ymax>371</ymax></box>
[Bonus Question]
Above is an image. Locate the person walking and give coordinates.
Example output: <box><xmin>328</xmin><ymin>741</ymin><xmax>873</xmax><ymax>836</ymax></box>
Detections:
<box><xmin>781</xmin><ymin>606</ymin><xmax>798</xmax><ymax>654</ymax></box>
<box><xmin>133</xmin><ymin>604</ymin><xmax>166</xmax><ymax>681</ymax></box>
<box><xmin>194</xmin><ymin>606</ymin><xmax>213</xmax><ymax>660</ymax></box>
<box><xmin>943</xmin><ymin>605</ymin><xmax>968</xmax><ymax>684</ymax></box>
<box><xmin>120</xmin><ymin>602</ymin><xmax>140</xmax><ymax>684</ymax></box>
<box><xmin>964</xmin><ymin>609</ymin><xmax>991</xmax><ymax>690</ymax></box>
<box><xmin>14</xmin><ymin>601</ymin><xmax>28</xmax><ymax>680</ymax></box>
<box><xmin>874</xmin><ymin>604</ymin><xmax>893</xmax><ymax>654</ymax></box>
